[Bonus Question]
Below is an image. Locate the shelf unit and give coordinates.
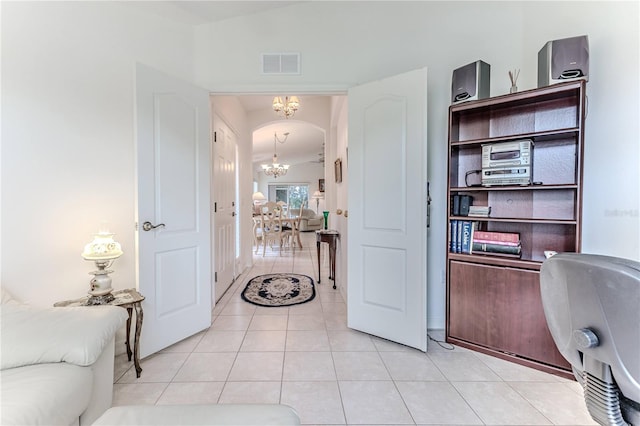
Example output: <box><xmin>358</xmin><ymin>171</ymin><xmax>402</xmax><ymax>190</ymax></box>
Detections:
<box><xmin>445</xmin><ymin>80</ymin><xmax>586</xmax><ymax>378</ymax></box>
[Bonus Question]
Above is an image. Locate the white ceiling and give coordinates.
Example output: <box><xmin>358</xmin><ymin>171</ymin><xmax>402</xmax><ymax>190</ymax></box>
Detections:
<box><xmin>123</xmin><ymin>1</ymin><xmax>303</xmax><ymax>26</ymax></box>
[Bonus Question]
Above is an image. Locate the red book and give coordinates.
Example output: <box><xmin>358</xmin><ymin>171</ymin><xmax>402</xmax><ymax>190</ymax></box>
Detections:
<box><xmin>472</xmin><ymin>238</ymin><xmax>520</xmax><ymax>247</ymax></box>
<box><xmin>472</xmin><ymin>231</ymin><xmax>520</xmax><ymax>244</ymax></box>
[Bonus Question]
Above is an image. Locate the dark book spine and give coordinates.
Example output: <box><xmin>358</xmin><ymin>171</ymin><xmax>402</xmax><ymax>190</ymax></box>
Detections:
<box><xmin>450</xmin><ymin>220</ymin><xmax>457</xmax><ymax>252</ymax></box>
<box><xmin>472</xmin><ymin>250</ymin><xmax>522</xmax><ymax>259</ymax></box>
<box><xmin>461</xmin><ymin>221</ymin><xmax>473</xmax><ymax>254</ymax></box>
<box><xmin>459</xmin><ymin>195</ymin><xmax>473</xmax><ymax>216</ymax></box>
<box><xmin>472</xmin><ymin>239</ymin><xmax>520</xmax><ymax>247</ymax></box>
<box><xmin>472</xmin><ymin>242</ymin><xmax>522</xmax><ymax>254</ymax></box>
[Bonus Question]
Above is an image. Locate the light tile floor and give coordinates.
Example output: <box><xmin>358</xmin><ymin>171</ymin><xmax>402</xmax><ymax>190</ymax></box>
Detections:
<box><xmin>113</xmin><ymin>231</ymin><xmax>597</xmax><ymax>425</ymax></box>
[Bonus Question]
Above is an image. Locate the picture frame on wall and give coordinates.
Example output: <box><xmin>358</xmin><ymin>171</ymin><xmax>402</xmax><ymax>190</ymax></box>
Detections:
<box><xmin>334</xmin><ymin>158</ymin><xmax>342</xmax><ymax>183</ymax></box>
<box><xmin>319</xmin><ymin>178</ymin><xmax>325</xmax><ymax>192</ymax></box>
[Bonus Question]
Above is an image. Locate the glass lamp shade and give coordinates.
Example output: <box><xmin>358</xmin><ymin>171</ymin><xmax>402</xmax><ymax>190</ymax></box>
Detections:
<box><xmin>82</xmin><ymin>232</ymin><xmax>123</xmax><ymax>261</ymax></box>
<box><xmin>288</xmin><ymin>96</ymin><xmax>300</xmax><ymax>109</ymax></box>
<box><xmin>252</xmin><ymin>191</ymin><xmax>266</xmax><ymax>202</ymax></box>
<box><xmin>272</xmin><ymin>96</ymin><xmax>284</xmax><ymax>111</ymax></box>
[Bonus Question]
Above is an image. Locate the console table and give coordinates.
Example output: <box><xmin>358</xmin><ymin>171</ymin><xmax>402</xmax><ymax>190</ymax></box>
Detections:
<box><xmin>54</xmin><ymin>288</ymin><xmax>145</xmax><ymax>378</ymax></box>
<box><xmin>316</xmin><ymin>230</ymin><xmax>339</xmax><ymax>289</ymax></box>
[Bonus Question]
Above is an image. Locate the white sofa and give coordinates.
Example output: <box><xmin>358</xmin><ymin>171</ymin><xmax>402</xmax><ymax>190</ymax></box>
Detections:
<box><xmin>0</xmin><ymin>289</ymin><xmax>128</xmax><ymax>426</ymax></box>
<box><xmin>298</xmin><ymin>208</ymin><xmax>323</xmax><ymax>231</ymax></box>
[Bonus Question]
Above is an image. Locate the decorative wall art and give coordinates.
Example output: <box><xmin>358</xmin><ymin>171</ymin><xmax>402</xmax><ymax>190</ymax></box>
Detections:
<box><xmin>334</xmin><ymin>158</ymin><xmax>342</xmax><ymax>183</ymax></box>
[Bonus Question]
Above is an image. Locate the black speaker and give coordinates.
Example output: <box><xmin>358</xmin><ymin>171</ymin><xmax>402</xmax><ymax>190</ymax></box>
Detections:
<box><xmin>451</xmin><ymin>60</ymin><xmax>490</xmax><ymax>104</ymax></box>
<box><xmin>538</xmin><ymin>35</ymin><xmax>589</xmax><ymax>87</ymax></box>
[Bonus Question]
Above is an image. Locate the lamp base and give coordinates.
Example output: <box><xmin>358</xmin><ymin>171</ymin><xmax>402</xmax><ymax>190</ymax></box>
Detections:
<box><xmin>86</xmin><ymin>293</ymin><xmax>115</xmax><ymax>306</ymax></box>
<box><xmin>89</xmin><ymin>269</ymin><xmax>113</xmax><ymax>296</ymax></box>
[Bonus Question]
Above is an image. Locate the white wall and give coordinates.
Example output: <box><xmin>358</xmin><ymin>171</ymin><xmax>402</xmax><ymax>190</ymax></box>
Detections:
<box><xmin>1</xmin><ymin>2</ymin><xmax>196</xmax><ymax>305</ymax></box>
<box><xmin>210</xmin><ymin>96</ymin><xmax>253</xmax><ymax>272</ymax></box>
<box><xmin>2</xmin><ymin>1</ymin><xmax>638</xmax><ymax>330</ymax></box>
<box><xmin>195</xmin><ymin>1</ymin><xmax>640</xmax><ymax>328</ymax></box>
<box><xmin>520</xmin><ymin>2</ymin><xmax>640</xmax><ymax>259</ymax></box>
<box><xmin>330</xmin><ymin>97</ymin><xmax>349</xmax><ymax>301</ymax></box>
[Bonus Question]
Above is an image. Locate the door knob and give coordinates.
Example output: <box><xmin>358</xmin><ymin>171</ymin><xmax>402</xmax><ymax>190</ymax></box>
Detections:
<box><xmin>142</xmin><ymin>221</ymin><xmax>165</xmax><ymax>231</ymax></box>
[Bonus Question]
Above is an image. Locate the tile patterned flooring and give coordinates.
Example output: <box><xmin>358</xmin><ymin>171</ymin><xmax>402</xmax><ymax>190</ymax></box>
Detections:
<box><xmin>113</xmin><ymin>232</ymin><xmax>597</xmax><ymax>425</ymax></box>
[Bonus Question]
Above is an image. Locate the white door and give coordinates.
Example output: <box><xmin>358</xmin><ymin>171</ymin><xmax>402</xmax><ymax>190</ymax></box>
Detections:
<box><xmin>212</xmin><ymin>115</ymin><xmax>237</xmax><ymax>302</ymax></box>
<box><xmin>347</xmin><ymin>68</ymin><xmax>428</xmax><ymax>351</ymax></box>
<box><xmin>135</xmin><ymin>63</ymin><xmax>212</xmax><ymax>358</ymax></box>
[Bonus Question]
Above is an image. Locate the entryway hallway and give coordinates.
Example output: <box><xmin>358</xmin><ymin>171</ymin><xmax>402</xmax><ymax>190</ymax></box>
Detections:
<box><xmin>113</xmin><ymin>231</ymin><xmax>595</xmax><ymax>425</ymax></box>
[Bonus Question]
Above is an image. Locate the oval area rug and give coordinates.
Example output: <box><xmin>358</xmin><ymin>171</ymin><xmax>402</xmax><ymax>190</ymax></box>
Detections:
<box><xmin>241</xmin><ymin>273</ymin><xmax>315</xmax><ymax>307</ymax></box>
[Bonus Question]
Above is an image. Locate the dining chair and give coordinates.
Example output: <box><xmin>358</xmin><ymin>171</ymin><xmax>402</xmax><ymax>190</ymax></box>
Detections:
<box><xmin>259</xmin><ymin>201</ymin><xmax>287</xmax><ymax>256</ymax></box>
<box><xmin>280</xmin><ymin>203</ymin><xmax>303</xmax><ymax>252</ymax></box>
<box><xmin>278</xmin><ymin>203</ymin><xmax>295</xmax><ymax>251</ymax></box>
<box><xmin>289</xmin><ymin>204</ymin><xmax>304</xmax><ymax>250</ymax></box>
<box><xmin>276</xmin><ymin>201</ymin><xmax>288</xmax><ymax>217</ymax></box>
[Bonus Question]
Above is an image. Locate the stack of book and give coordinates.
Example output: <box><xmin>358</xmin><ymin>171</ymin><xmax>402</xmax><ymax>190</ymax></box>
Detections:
<box><xmin>451</xmin><ymin>194</ymin><xmax>473</xmax><ymax>216</ymax></box>
<box><xmin>468</xmin><ymin>206</ymin><xmax>491</xmax><ymax>217</ymax></box>
<box><xmin>449</xmin><ymin>220</ymin><xmax>477</xmax><ymax>254</ymax></box>
<box><xmin>471</xmin><ymin>230</ymin><xmax>521</xmax><ymax>257</ymax></box>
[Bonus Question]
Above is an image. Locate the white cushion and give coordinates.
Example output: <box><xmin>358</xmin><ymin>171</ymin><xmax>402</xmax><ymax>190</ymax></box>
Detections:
<box><xmin>1</xmin><ymin>303</ymin><xmax>127</xmax><ymax>369</ymax></box>
<box><xmin>93</xmin><ymin>404</ymin><xmax>301</xmax><ymax>425</ymax></box>
<box><xmin>299</xmin><ymin>209</ymin><xmax>319</xmax><ymax>219</ymax></box>
<box><xmin>1</xmin><ymin>362</ymin><xmax>92</xmax><ymax>426</ymax></box>
<box><xmin>1</xmin><ymin>287</ymin><xmax>20</xmax><ymax>305</ymax></box>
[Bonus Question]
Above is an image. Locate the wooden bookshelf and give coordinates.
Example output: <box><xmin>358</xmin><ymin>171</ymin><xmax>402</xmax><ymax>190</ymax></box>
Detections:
<box><xmin>445</xmin><ymin>80</ymin><xmax>586</xmax><ymax>378</ymax></box>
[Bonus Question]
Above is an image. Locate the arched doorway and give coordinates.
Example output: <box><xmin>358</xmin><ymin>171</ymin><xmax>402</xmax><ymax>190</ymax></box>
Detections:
<box><xmin>252</xmin><ymin>120</ymin><xmax>327</xmax><ymax>215</ymax></box>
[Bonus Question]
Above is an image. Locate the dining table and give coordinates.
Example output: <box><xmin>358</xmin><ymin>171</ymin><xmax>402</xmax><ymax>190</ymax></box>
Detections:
<box><xmin>252</xmin><ymin>212</ymin><xmax>303</xmax><ymax>251</ymax></box>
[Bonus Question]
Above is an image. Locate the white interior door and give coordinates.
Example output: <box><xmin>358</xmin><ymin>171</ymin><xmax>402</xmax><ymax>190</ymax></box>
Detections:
<box><xmin>347</xmin><ymin>68</ymin><xmax>428</xmax><ymax>351</ymax></box>
<box><xmin>212</xmin><ymin>115</ymin><xmax>237</xmax><ymax>302</ymax></box>
<box><xmin>135</xmin><ymin>63</ymin><xmax>212</xmax><ymax>358</ymax></box>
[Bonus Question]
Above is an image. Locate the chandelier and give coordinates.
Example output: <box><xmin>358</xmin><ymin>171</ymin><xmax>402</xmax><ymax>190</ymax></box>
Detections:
<box><xmin>272</xmin><ymin>96</ymin><xmax>299</xmax><ymax>119</ymax></box>
<box><xmin>262</xmin><ymin>132</ymin><xmax>290</xmax><ymax>178</ymax></box>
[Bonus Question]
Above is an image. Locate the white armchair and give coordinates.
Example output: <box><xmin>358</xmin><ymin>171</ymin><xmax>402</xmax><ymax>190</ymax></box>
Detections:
<box><xmin>298</xmin><ymin>208</ymin><xmax>323</xmax><ymax>232</ymax></box>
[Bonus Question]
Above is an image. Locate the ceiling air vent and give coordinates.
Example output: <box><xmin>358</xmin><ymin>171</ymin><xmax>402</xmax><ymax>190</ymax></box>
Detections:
<box><xmin>261</xmin><ymin>53</ymin><xmax>301</xmax><ymax>75</ymax></box>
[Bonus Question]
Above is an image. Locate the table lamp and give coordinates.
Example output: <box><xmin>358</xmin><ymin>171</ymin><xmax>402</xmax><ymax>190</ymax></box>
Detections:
<box><xmin>311</xmin><ymin>190</ymin><xmax>324</xmax><ymax>214</ymax></box>
<box><xmin>252</xmin><ymin>191</ymin><xmax>267</xmax><ymax>215</ymax></box>
<box><xmin>252</xmin><ymin>191</ymin><xmax>266</xmax><ymax>204</ymax></box>
<box><xmin>82</xmin><ymin>230</ymin><xmax>123</xmax><ymax>305</ymax></box>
